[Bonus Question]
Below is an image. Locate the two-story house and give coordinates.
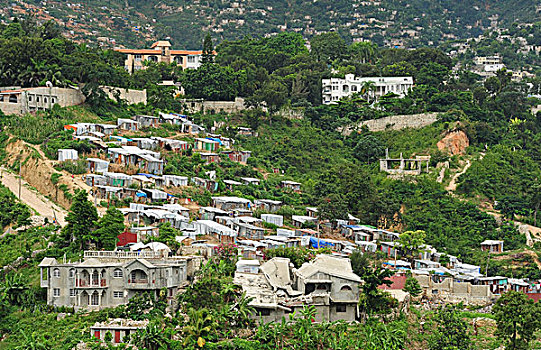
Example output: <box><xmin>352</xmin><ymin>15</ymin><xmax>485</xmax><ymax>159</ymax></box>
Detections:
<box><xmin>39</xmin><ymin>251</ymin><xmax>201</xmax><ymax>310</ymax></box>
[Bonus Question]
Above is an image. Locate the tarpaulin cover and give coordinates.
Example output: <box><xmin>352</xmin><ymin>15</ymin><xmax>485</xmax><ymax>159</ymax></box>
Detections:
<box><xmin>310</xmin><ymin>237</ymin><xmax>335</xmax><ymax>249</ymax></box>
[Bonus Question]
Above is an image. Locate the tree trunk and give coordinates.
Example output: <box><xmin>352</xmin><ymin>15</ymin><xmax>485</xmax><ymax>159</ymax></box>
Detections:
<box><xmin>534</xmin><ymin>202</ymin><xmax>539</xmax><ymax>227</ymax></box>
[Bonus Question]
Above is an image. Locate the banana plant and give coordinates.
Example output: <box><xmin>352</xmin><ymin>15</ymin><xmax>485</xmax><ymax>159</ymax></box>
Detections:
<box><xmin>182</xmin><ymin>308</ymin><xmax>218</xmax><ymax>348</ymax></box>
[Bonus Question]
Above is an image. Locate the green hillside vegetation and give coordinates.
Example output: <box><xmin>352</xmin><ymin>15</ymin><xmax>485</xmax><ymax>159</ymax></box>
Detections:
<box><xmin>0</xmin><ymin>14</ymin><xmax>539</xmax><ymax>350</ymax></box>
<box><xmin>1</xmin><ymin>0</ymin><xmax>538</xmax><ymax>55</ymax></box>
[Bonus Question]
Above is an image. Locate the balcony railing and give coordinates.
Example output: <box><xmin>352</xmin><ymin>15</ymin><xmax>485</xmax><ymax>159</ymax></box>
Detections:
<box><xmin>76</xmin><ymin>279</ymin><xmax>107</xmax><ymax>287</ymax></box>
<box><xmin>129</xmin><ymin>279</ymin><xmax>149</xmax><ymax>284</ymax></box>
<box><xmin>84</xmin><ymin>251</ymin><xmax>167</xmax><ymax>259</ymax></box>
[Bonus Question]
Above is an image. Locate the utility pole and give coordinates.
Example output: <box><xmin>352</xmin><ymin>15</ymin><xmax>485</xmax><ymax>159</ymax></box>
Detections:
<box><xmin>485</xmin><ymin>252</ymin><xmax>490</xmax><ymax>278</ymax></box>
<box><xmin>317</xmin><ymin>219</ymin><xmax>320</xmax><ymax>249</ymax></box>
<box><xmin>18</xmin><ymin>157</ymin><xmax>21</xmax><ymax>200</ymax></box>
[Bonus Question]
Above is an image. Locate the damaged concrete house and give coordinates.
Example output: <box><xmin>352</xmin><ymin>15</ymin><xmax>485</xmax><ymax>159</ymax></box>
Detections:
<box><xmin>235</xmin><ymin>255</ymin><xmax>362</xmax><ymax>323</ymax></box>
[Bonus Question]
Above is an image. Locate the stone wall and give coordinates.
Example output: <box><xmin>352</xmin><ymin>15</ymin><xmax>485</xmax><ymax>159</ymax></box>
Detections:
<box><xmin>100</xmin><ymin>86</ymin><xmax>147</xmax><ymax>105</ymax></box>
<box><xmin>341</xmin><ymin>112</ymin><xmax>440</xmax><ymax>135</ymax></box>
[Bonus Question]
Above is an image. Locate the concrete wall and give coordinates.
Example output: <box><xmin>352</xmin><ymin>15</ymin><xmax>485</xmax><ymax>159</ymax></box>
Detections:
<box><xmin>183</xmin><ymin>97</ymin><xmax>247</xmax><ymax>114</ymax></box>
<box><xmin>341</xmin><ymin>112</ymin><xmax>441</xmax><ymax>134</ymax></box>
<box><xmin>0</xmin><ymin>87</ymin><xmax>85</xmax><ymax>116</ymax></box>
<box><xmin>101</xmin><ymin>86</ymin><xmax>147</xmax><ymax>105</ymax></box>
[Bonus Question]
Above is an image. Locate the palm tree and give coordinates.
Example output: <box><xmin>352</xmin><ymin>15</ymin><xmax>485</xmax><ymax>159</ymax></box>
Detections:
<box><xmin>360</xmin><ymin>81</ymin><xmax>376</xmax><ymax>104</ymax></box>
<box><xmin>182</xmin><ymin>308</ymin><xmax>217</xmax><ymax>348</ymax></box>
<box><xmin>0</xmin><ymin>63</ymin><xmax>15</xmax><ymax>85</ymax></box>
<box><xmin>350</xmin><ymin>41</ymin><xmax>378</xmax><ymax>64</ymax></box>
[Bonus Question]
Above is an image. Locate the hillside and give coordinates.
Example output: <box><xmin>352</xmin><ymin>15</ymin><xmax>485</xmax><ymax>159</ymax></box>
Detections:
<box><xmin>0</xmin><ymin>0</ymin><xmax>538</xmax><ymax>48</ymax></box>
<box><xmin>0</xmin><ymin>16</ymin><xmax>540</xmax><ymax>350</ymax></box>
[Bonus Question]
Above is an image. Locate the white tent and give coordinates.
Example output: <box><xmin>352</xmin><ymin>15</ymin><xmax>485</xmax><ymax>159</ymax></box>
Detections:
<box><xmin>58</xmin><ymin>149</ymin><xmax>78</xmax><ymax>162</ymax></box>
<box><xmin>129</xmin><ymin>242</ymin><xmax>146</xmax><ymax>251</ymax></box>
<box><xmin>144</xmin><ymin>242</ymin><xmax>171</xmax><ymax>253</ymax></box>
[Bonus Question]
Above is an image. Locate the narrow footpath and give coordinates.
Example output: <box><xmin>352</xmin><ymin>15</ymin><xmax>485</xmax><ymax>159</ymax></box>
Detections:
<box><xmin>0</xmin><ymin>167</ymin><xmax>67</xmax><ymax>226</ymax></box>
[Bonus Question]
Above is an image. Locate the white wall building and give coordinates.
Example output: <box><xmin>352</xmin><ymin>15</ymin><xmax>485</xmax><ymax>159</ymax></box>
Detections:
<box><xmin>474</xmin><ymin>55</ymin><xmax>502</xmax><ymax>65</ymax></box>
<box><xmin>322</xmin><ymin>74</ymin><xmax>414</xmax><ymax>104</ymax></box>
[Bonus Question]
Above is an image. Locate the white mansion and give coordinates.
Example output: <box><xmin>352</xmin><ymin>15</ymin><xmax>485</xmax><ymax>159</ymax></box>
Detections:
<box><xmin>322</xmin><ymin>74</ymin><xmax>414</xmax><ymax>104</ymax></box>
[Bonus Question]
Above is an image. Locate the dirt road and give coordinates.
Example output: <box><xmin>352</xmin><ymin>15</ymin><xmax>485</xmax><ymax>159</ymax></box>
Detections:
<box><xmin>0</xmin><ymin>167</ymin><xmax>67</xmax><ymax>226</ymax></box>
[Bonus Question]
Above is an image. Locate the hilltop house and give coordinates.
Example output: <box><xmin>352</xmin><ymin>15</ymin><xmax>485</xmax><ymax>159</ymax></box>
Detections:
<box><xmin>116</xmin><ymin>40</ymin><xmax>206</xmax><ymax>73</ymax></box>
<box><xmin>322</xmin><ymin>74</ymin><xmax>414</xmax><ymax>104</ymax></box>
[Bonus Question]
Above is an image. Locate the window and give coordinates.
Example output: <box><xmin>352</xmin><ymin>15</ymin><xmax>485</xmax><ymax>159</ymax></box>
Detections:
<box><xmin>351</xmin><ymin>85</ymin><xmax>358</xmax><ymax>92</ymax></box>
<box><xmin>336</xmin><ymin>304</ymin><xmax>347</xmax><ymax>313</ymax></box>
<box><xmin>44</xmin><ymin>97</ymin><xmax>48</xmax><ymax>104</ymax></box>
<box><xmin>187</xmin><ymin>56</ymin><xmax>196</xmax><ymax>63</ymax></box>
<box><xmin>0</xmin><ymin>95</ymin><xmax>3</xmax><ymax>102</ymax></box>
<box><xmin>51</xmin><ymin>97</ymin><xmax>56</xmax><ymax>104</ymax></box>
<box><xmin>53</xmin><ymin>288</ymin><xmax>60</xmax><ymax>297</ymax></box>
<box><xmin>53</xmin><ymin>268</ymin><xmax>60</xmax><ymax>278</ymax></box>
<box><xmin>174</xmin><ymin>56</ymin><xmax>183</xmax><ymax>64</ymax></box>
<box><xmin>113</xmin><ymin>269</ymin><xmax>123</xmax><ymax>278</ymax></box>
<box><xmin>69</xmin><ymin>269</ymin><xmax>75</xmax><ymax>278</ymax></box>
<box><xmin>92</xmin><ymin>271</ymin><xmax>99</xmax><ymax>285</ymax></box>
<box><xmin>113</xmin><ymin>291</ymin><xmax>123</xmax><ymax>298</ymax></box>
<box><xmin>340</xmin><ymin>285</ymin><xmax>353</xmax><ymax>292</ymax></box>
<box><xmin>134</xmin><ymin>54</ymin><xmax>142</xmax><ymax>61</ymax></box>
<box><xmin>147</xmin><ymin>56</ymin><xmax>158</xmax><ymax>62</ymax></box>
<box><xmin>9</xmin><ymin>95</ymin><xmax>17</xmax><ymax>103</ymax></box>
<box><xmin>130</xmin><ymin>271</ymin><xmax>136</xmax><ymax>281</ymax></box>
<box><xmin>70</xmin><ymin>289</ymin><xmax>77</xmax><ymax>297</ymax></box>
<box><xmin>28</xmin><ymin>95</ymin><xmax>33</xmax><ymax>102</ymax></box>
<box><xmin>255</xmin><ymin>308</ymin><xmax>271</xmax><ymax>316</ymax></box>
<box><xmin>36</xmin><ymin>96</ymin><xmax>40</xmax><ymax>102</ymax></box>
<box><xmin>91</xmin><ymin>292</ymin><xmax>99</xmax><ymax>305</ymax></box>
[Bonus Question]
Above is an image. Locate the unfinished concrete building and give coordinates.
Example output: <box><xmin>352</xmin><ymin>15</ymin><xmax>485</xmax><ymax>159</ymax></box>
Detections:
<box><xmin>379</xmin><ymin>149</ymin><xmax>430</xmax><ymax>175</ymax></box>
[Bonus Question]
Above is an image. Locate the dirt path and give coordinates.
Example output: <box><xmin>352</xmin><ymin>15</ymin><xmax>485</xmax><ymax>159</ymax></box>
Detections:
<box><xmin>484</xmin><ymin>210</ymin><xmax>541</xmax><ymax>247</ymax></box>
<box><xmin>0</xmin><ymin>167</ymin><xmax>67</xmax><ymax>226</ymax></box>
<box><xmin>445</xmin><ymin>159</ymin><xmax>471</xmax><ymax>192</ymax></box>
